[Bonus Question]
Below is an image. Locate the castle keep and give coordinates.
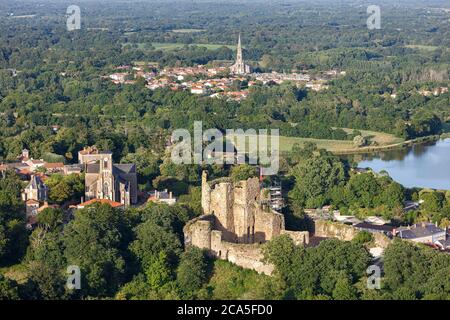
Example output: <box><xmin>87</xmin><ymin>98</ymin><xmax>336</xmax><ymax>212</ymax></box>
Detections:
<box><xmin>184</xmin><ymin>171</ymin><xmax>309</xmax><ymax>275</ymax></box>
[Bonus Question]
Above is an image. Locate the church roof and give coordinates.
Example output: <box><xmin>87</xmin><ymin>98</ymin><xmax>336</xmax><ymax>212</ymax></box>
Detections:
<box><xmin>26</xmin><ymin>175</ymin><xmax>46</xmax><ymax>189</ymax></box>
<box><xmin>113</xmin><ymin>163</ymin><xmax>136</xmax><ymax>174</ymax></box>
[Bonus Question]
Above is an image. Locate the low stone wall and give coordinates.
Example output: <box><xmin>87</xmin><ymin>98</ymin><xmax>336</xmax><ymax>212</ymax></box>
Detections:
<box><xmin>184</xmin><ymin>215</ymin><xmax>312</xmax><ymax>275</ymax></box>
<box><xmin>184</xmin><ymin>215</ymin><xmax>273</xmax><ymax>275</ymax></box>
<box><xmin>314</xmin><ymin>219</ymin><xmax>358</xmax><ymax>241</ymax></box>
<box><xmin>211</xmin><ymin>230</ymin><xmax>274</xmax><ymax>275</ymax></box>
<box><xmin>281</xmin><ymin>230</ymin><xmax>310</xmax><ymax>246</ymax></box>
<box><xmin>314</xmin><ymin>219</ymin><xmax>392</xmax><ymax>250</ymax></box>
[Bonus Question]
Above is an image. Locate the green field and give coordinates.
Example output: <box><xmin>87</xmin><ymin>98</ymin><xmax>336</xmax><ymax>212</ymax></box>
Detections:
<box><xmin>229</xmin><ymin>129</ymin><xmax>403</xmax><ymax>154</ymax></box>
<box><xmin>152</xmin><ymin>42</ymin><xmax>237</xmax><ymax>50</ymax></box>
<box><xmin>278</xmin><ymin>136</ymin><xmax>354</xmax><ymax>153</ymax></box>
<box><xmin>124</xmin><ymin>42</ymin><xmax>237</xmax><ymax>51</ymax></box>
<box><xmin>171</xmin><ymin>29</ymin><xmax>206</xmax><ymax>33</ymax></box>
<box><xmin>339</xmin><ymin>128</ymin><xmax>404</xmax><ymax>145</ymax></box>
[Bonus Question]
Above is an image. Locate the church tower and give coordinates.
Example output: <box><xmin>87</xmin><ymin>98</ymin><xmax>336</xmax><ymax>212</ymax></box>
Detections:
<box><xmin>98</xmin><ymin>153</ymin><xmax>114</xmax><ymax>201</ymax></box>
<box><xmin>230</xmin><ymin>33</ymin><xmax>251</xmax><ymax>75</ymax></box>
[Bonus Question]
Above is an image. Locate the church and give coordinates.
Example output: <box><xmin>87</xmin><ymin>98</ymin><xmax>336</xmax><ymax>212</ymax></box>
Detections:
<box><xmin>229</xmin><ymin>34</ymin><xmax>252</xmax><ymax>75</ymax></box>
<box><xmin>79</xmin><ymin>146</ymin><xmax>138</xmax><ymax>207</ymax></box>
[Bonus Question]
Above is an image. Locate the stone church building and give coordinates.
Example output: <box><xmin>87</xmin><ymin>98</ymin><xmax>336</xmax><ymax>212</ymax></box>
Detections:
<box><xmin>229</xmin><ymin>34</ymin><xmax>252</xmax><ymax>75</ymax></box>
<box><xmin>79</xmin><ymin>146</ymin><xmax>137</xmax><ymax>207</ymax></box>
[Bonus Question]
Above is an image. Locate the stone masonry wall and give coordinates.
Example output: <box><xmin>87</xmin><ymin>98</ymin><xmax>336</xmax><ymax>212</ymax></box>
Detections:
<box><xmin>314</xmin><ymin>219</ymin><xmax>359</xmax><ymax>241</ymax></box>
<box><xmin>186</xmin><ymin>171</ymin><xmax>311</xmax><ymax>275</ymax></box>
<box><xmin>314</xmin><ymin>219</ymin><xmax>392</xmax><ymax>249</ymax></box>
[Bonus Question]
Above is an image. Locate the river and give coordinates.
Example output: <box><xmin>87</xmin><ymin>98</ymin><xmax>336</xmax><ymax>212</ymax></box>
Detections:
<box><xmin>356</xmin><ymin>138</ymin><xmax>450</xmax><ymax>190</ymax></box>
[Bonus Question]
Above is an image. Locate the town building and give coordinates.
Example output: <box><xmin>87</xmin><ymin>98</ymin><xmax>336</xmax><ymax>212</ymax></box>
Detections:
<box><xmin>147</xmin><ymin>189</ymin><xmax>177</xmax><ymax>206</ymax></box>
<box><xmin>17</xmin><ymin>149</ymin><xmax>30</xmax><ymax>161</ymax></box>
<box><xmin>395</xmin><ymin>222</ymin><xmax>446</xmax><ymax>244</ymax></box>
<box><xmin>43</xmin><ymin>162</ymin><xmax>65</xmax><ymax>174</ymax></box>
<box><xmin>22</xmin><ymin>175</ymin><xmax>48</xmax><ymax>203</ymax></box>
<box><xmin>79</xmin><ymin>146</ymin><xmax>138</xmax><ymax>207</ymax></box>
<box><xmin>354</xmin><ymin>222</ymin><xmax>395</xmax><ymax>237</ymax></box>
<box><xmin>63</xmin><ymin>164</ymin><xmax>83</xmax><ymax>175</ymax></box>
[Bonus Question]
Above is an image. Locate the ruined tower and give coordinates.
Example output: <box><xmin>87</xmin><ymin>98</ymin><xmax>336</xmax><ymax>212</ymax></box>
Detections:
<box><xmin>184</xmin><ymin>171</ymin><xmax>309</xmax><ymax>275</ymax></box>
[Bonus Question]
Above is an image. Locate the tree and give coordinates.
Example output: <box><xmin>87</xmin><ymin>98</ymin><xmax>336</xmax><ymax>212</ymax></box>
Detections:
<box><xmin>420</xmin><ymin>191</ymin><xmax>443</xmax><ymax>213</ymax></box>
<box><xmin>352</xmin><ymin>231</ymin><xmax>373</xmax><ymax>245</ymax></box>
<box><xmin>0</xmin><ymin>172</ymin><xmax>27</xmax><ymax>264</ymax></box>
<box><xmin>263</xmin><ymin>235</ymin><xmax>302</xmax><ymax>286</ymax></box>
<box><xmin>230</xmin><ymin>164</ymin><xmax>258</xmax><ymax>182</ymax></box>
<box><xmin>45</xmin><ymin>174</ymin><xmax>84</xmax><ymax>205</ymax></box>
<box><xmin>353</xmin><ymin>135</ymin><xmax>367</xmax><ymax>147</ymax></box>
<box><xmin>25</xmin><ymin>226</ymin><xmax>68</xmax><ymax>300</ymax></box>
<box><xmin>264</xmin><ymin>236</ymin><xmax>369</xmax><ymax>298</ymax></box>
<box><xmin>146</xmin><ymin>251</ymin><xmax>173</xmax><ymax>290</ymax></box>
<box><xmin>290</xmin><ymin>155</ymin><xmax>347</xmax><ymax>208</ymax></box>
<box><xmin>36</xmin><ymin>208</ymin><xmax>64</xmax><ymax>231</ymax></box>
<box><xmin>129</xmin><ymin>218</ymin><xmax>182</xmax><ymax>271</ymax></box>
<box><xmin>63</xmin><ymin>204</ymin><xmax>128</xmax><ymax>297</ymax></box>
<box><xmin>0</xmin><ymin>274</ymin><xmax>20</xmax><ymax>300</ymax></box>
<box><xmin>332</xmin><ymin>273</ymin><xmax>358</xmax><ymax>300</ymax></box>
<box><xmin>346</xmin><ymin>173</ymin><xmax>381</xmax><ymax>208</ymax></box>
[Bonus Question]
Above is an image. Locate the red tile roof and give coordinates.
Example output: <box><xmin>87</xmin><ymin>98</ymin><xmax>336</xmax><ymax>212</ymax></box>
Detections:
<box><xmin>26</xmin><ymin>199</ymin><xmax>40</xmax><ymax>205</ymax></box>
<box><xmin>77</xmin><ymin>198</ymin><xmax>124</xmax><ymax>208</ymax></box>
<box><xmin>43</xmin><ymin>162</ymin><xmax>64</xmax><ymax>169</ymax></box>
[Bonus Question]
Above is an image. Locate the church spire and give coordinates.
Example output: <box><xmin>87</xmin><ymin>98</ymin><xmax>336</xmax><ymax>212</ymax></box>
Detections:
<box><xmin>230</xmin><ymin>32</ymin><xmax>251</xmax><ymax>75</ymax></box>
<box><xmin>236</xmin><ymin>33</ymin><xmax>243</xmax><ymax>63</ymax></box>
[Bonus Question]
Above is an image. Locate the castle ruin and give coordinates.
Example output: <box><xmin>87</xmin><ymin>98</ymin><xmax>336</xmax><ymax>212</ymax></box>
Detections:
<box><xmin>183</xmin><ymin>171</ymin><xmax>309</xmax><ymax>275</ymax></box>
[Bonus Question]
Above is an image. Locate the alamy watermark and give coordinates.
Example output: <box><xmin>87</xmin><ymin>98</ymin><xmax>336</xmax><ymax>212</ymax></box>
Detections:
<box><xmin>66</xmin><ymin>265</ymin><xmax>81</xmax><ymax>290</ymax></box>
<box><xmin>66</xmin><ymin>5</ymin><xmax>81</xmax><ymax>31</ymax></box>
<box><xmin>171</xmin><ymin>121</ymin><xmax>280</xmax><ymax>175</ymax></box>
<box><xmin>367</xmin><ymin>5</ymin><xmax>381</xmax><ymax>30</ymax></box>
<box><xmin>366</xmin><ymin>265</ymin><xmax>381</xmax><ymax>290</ymax></box>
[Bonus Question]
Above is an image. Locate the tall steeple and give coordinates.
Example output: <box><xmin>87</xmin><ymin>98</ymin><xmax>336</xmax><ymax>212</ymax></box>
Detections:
<box><xmin>230</xmin><ymin>33</ymin><xmax>251</xmax><ymax>75</ymax></box>
<box><xmin>236</xmin><ymin>33</ymin><xmax>243</xmax><ymax>64</ymax></box>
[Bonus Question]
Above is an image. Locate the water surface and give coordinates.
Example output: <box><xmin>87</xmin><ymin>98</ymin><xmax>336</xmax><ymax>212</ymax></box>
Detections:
<box><xmin>357</xmin><ymin>138</ymin><xmax>450</xmax><ymax>190</ymax></box>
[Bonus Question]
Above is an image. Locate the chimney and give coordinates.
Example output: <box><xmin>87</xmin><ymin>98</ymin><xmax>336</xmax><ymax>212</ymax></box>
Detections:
<box><xmin>169</xmin><ymin>191</ymin><xmax>173</xmax><ymax>199</ymax></box>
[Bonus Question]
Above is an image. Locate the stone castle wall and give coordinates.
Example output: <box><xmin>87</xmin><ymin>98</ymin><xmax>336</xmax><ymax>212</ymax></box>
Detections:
<box><xmin>314</xmin><ymin>219</ymin><xmax>359</xmax><ymax>241</ymax></box>
<box><xmin>186</xmin><ymin>171</ymin><xmax>310</xmax><ymax>275</ymax></box>
<box><xmin>184</xmin><ymin>215</ymin><xmax>274</xmax><ymax>275</ymax></box>
<box><xmin>313</xmin><ymin>219</ymin><xmax>391</xmax><ymax>249</ymax></box>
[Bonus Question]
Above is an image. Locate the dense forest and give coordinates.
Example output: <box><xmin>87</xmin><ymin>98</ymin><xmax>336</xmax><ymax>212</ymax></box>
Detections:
<box><xmin>0</xmin><ymin>0</ymin><xmax>448</xmax><ymax>163</ymax></box>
